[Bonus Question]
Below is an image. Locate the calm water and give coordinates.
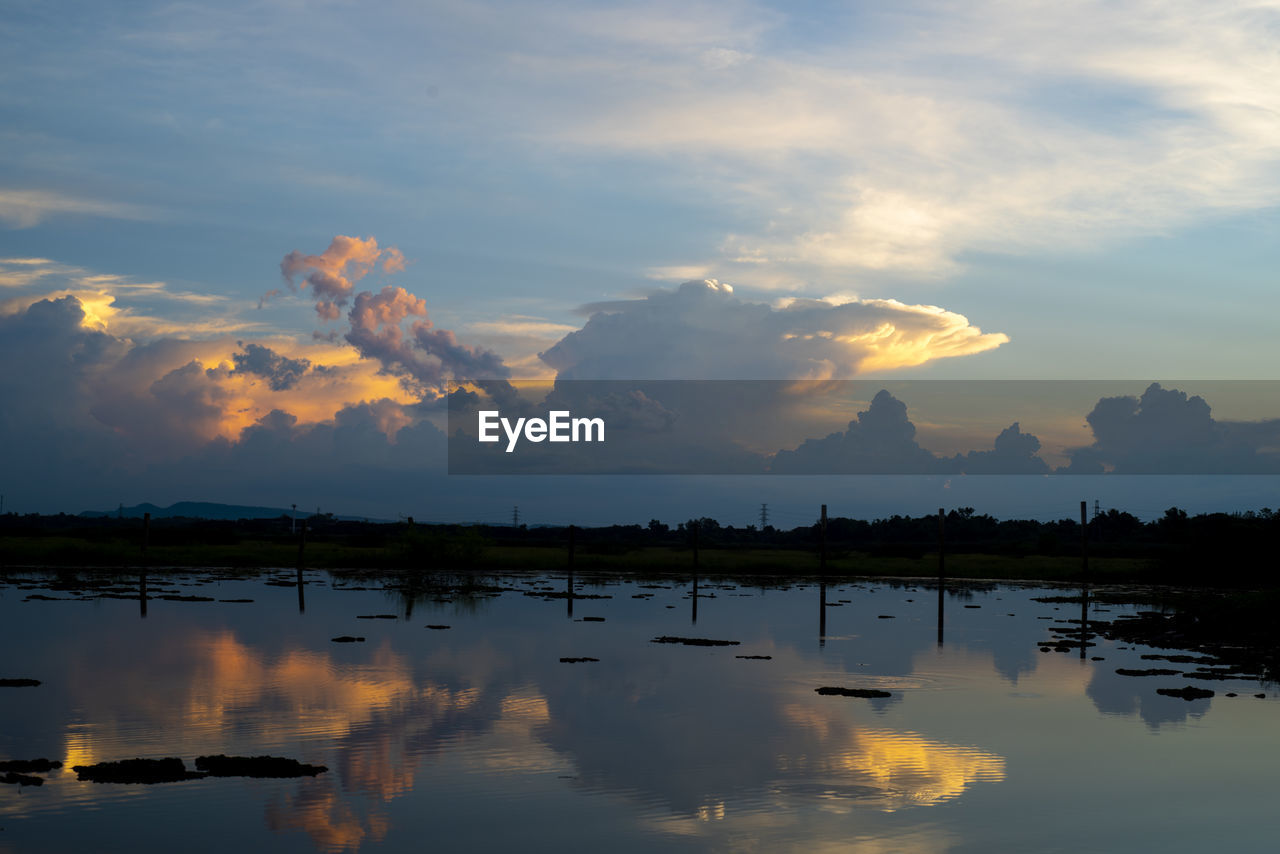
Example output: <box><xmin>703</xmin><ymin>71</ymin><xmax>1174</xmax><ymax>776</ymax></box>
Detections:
<box><xmin>1</xmin><ymin>570</ymin><xmax>1276</xmax><ymax>853</ymax></box>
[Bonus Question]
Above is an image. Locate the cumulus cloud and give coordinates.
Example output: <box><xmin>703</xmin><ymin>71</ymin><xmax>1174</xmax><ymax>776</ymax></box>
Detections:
<box><xmin>1064</xmin><ymin>383</ymin><xmax>1280</xmax><ymax>474</ymax></box>
<box><xmin>771</xmin><ymin>390</ymin><xmax>945</xmax><ymax>474</ymax></box>
<box><xmin>279</xmin><ymin>237</ymin><xmax>515</xmax><ymax>404</ymax></box>
<box><xmin>230</xmin><ymin>342</ymin><xmax>313</xmax><ymax>391</ymax></box>
<box><xmin>0</xmin><ymin>256</ymin><xmax>256</xmax><ymax>339</ymax></box>
<box><xmin>768</xmin><ymin>390</ymin><xmax>1045</xmax><ymax>476</ymax></box>
<box><xmin>0</xmin><ymin>292</ymin><xmax>458</xmax><ymax>514</ymax></box>
<box><xmin>953</xmin><ymin>423</ymin><xmax>1050</xmax><ymax>475</ymax></box>
<box><xmin>344</xmin><ymin>285</ymin><xmax>512</xmax><ymax>398</ymax></box>
<box><xmin>769</xmin><ymin>383</ymin><xmax>1280</xmax><ymax>476</ymax></box>
<box><xmin>0</xmin><ymin>240</ymin><xmax>518</xmax><ymax>513</ymax></box>
<box><xmin>539</xmin><ymin>280</ymin><xmax>1008</xmax><ymax>379</ymax></box>
<box><xmin>280</xmin><ymin>235</ymin><xmax>406</xmax><ymax>321</ymax></box>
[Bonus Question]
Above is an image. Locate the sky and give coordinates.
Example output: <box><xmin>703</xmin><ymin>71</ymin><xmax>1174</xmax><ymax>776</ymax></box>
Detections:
<box><xmin>2</xmin><ymin>0</ymin><xmax>1279</xmax><ymax>524</ymax></box>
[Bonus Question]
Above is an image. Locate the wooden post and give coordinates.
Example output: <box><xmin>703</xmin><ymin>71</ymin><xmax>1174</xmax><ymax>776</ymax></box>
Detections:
<box><xmin>1080</xmin><ymin>500</ymin><xmax>1089</xmax><ymax>578</ymax></box>
<box><xmin>297</xmin><ymin>520</ymin><xmax>307</xmax><ymax>571</ymax></box>
<box><xmin>568</xmin><ymin>524</ymin><xmax>575</xmax><ymax>568</ymax></box>
<box><xmin>692</xmin><ymin>520</ymin><xmax>699</xmax><ymax>568</ymax></box>
<box><xmin>142</xmin><ymin>512</ymin><xmax>150</xmax><ymax>559</ymax></box>
<box><xmin>820</xmin><ymin>504</ymin><xmax>828</xmax><ymax>572</ymax></box>
<box><xmin>937</xmin><ymin>508</ymin><xmax>945</xmax><ymax>580</ymax></box>
<box><xmin>937</xmin><ymin>508</ymin><xmax>945</xmax><ymax>646</ymax></box>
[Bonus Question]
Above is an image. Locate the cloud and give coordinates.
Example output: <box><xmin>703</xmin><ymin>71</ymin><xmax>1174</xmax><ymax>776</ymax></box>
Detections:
<box><xmin>0</xmin><ymin>189</ymin><xmax>151</xmax><ymax>228</ymax></box>
<box><xmin>445</xmin><ymin>0</ymin><xmax>1280</xmax><ymax>279</ymax></box>
<box><xmin>0</xmin><ymin>256</ymin><xmax>259</xmax><ymax>339</ymax></box>
<box><xmin>0</xmin><ymin>239</ymin><xmax>517</xmax><ymax>513</ymax></box>
<box><xmin>771</xmin><ymin>389</ymin><xmax>945</xmax><ymax>474</ymax></box>
<box><xmin>1064</xmin><ymin>383</ymin><xmax>1280</xmax><ymax>473</ymax></box>
<box><xmin>8</xmin><ymin>0</ymin><xmax>1277</xmax><ymax>289</ymax></box>
<box><xmin>467</xmin><ymin>317</ymin><xmax>579</xmax><ymax>338</ymax></box>
<box><xmin>770</xmin><ymin>383</ymin><xmax>1280</xmax><ymax>476</ymax></box>
<box><xmin>231</xmin><ymin>342</ymin><xmax>312</xmax><ymax>390</ymax></box>
<box><xmin>343</xmin><ymin>285</ymin><xmax>511</xmax><ymax>396</ymax></box>
<box><xmin>279</xmin><ymin>237</ymin><xmax>514</xmax><ymax>401</ymax></box>
<box><xmin>281</xmin><ymin>235</ymin><xmax>406</xmax><ymax>321</ymax></box>
<box><xmin>539</xmin><ymin>280</ymin><xmax>1008</xmax><ymax>379</ymax></box>
<box><xmin>953</xmin><ymin>423</ymin><xmax>1051</xmax><ymax>475</ymax></box>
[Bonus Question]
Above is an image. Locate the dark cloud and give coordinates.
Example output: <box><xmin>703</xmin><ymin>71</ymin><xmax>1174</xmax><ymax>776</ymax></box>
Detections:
<box><xmin>276</xmin><ymin>237</ymin><xmax>515</xmax><ymax>403</ymax></box>
<box><xmin>342</xmin><ymin>285</ymin><xmax>511</xmax><ymax>398</ymax></box>
<box><xmin>770</xmin><ymin>389</ymin><xmax>1049</xmax><ymax>475</ymax></box>
<box><xmin>772</xmin><ymin>390</ymin><xmax>944</xmax><ymax>474</ymax></box>
<box><xmin>231</xmin><ymin>342</ymin><xmax>312</xmax><ymax>391</ymax></box>
<box><xmin>952</xmin><ymin>422</ymin><xmax>1050</xmax><ymax>475</ymax></box>
<box><xmin>1063</xmin><ymin>383</ymin><xmax>1280</xmax><ymax>474</ymax></box>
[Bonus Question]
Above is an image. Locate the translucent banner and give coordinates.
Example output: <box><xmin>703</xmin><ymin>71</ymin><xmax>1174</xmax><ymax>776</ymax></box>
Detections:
<box><xmin>447</xmin><ymin>380</ymin><xmax>1280</xmax><ymax>475</ymax></box>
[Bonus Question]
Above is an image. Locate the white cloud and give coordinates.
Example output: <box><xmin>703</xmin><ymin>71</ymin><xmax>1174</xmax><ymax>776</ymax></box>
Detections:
<box><xmin>0</xmin><ymin>189</ymin><xmax>151</xmax><ymax>228</ymax></box>
<box><xmin>0</xmin><ymin>257</ymin><xmax>259</xmax><ymax>338</ymax></box>
<box><xmin>540</xmin><ymin>279</ymin><xmax>1007</xmax><ymax>379</ymax></box>
<box><xmin>467</xmin><ymin>0</ymin><xmax>1280</xmax><ymax>279</ymax></box>
<box><xmin>468</xmin><ymin>316</ymin><xmax>579</xmax><ymax>337</ymax></box>
<box><xmin>645</xmin><ymin>264</ymin><xmax>715</xmax><ymax>282</ymax></box>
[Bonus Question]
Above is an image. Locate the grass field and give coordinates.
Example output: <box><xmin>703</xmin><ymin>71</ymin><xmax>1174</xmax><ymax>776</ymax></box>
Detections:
<box><xmin>1</xmin><ymin>535</ymin><xmax>1154</xmax><ymax>583</ymax></box>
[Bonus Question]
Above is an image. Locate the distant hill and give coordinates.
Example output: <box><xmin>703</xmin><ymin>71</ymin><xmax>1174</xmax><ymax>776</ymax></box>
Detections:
<box><xmin>79</xmin><ymin>501</ymin><xmax>385</xmax><ymax>522</ymax></box>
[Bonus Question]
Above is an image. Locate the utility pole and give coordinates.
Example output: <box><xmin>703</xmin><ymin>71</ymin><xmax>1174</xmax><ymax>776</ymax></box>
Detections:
<box><xmin>1080</xmin><ymin>500</ymin><xmax>1089</xmax><ymax>578</ymax></box>
<box><xmin>760</xmin><ymin>503</ymin><xmax>769</xmax><ymax>529</ymax></box>
<box><xmin>692</xmin><ymin>520</ymin><xmax>699</xmax><ymax>568</ymax></box>
<box><xmin>937</xmin><ymin>508</ymin><xmax>945</xmax><ymax>579</ymax></box>
<box><xmin>513</xmin><ymin>505</ymin><xmax>520</xmax><ymax>528</ymax></box>
<box><xmin>291</xmin><ymin>504</ymin><xmax>297</xmax><ymax>535</ymax></box>
<box><xmin>820</xmin><ymin>504</ymin><xmax>827</xmax><ymax>572</ymax></box>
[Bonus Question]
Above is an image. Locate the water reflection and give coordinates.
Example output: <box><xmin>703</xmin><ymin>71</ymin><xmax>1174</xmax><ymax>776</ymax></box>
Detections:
<box><xmin>266</xmin><ymin>780</ymin><xmax>390</xmax><ymax>852</ymax></box>
<box><xmin>0</xmin><ymin>571</ymin><xmax>1274</xmax><ymax>854</ymax></box>
<box><xmin>936</xmin><ymin>580</ymin><xmax>944</xmax><ymax>646</ymax></box>
<box><xmin>691</xmin><ymin>574</ymin><xmax>698</xmax><ymax>625</ymax></box>
<box><xmin>778</xmin><ymin>707</ymin><xmax>1005</xmax><ymax>809</ymax></box>
<box><xmin>819</xmin><ymin>581</ymin><xmax>826</xmax><ymax>647</ymax></box>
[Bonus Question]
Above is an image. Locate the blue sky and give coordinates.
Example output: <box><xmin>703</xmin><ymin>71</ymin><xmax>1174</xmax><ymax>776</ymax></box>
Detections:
<box><xmin>2</xmin><ymin>0</ymin><xmax>1279</xmax><ymax>520</ymax></box>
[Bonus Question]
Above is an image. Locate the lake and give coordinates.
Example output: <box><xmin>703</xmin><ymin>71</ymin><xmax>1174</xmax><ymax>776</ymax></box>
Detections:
<box><xmin>1</xmin><ymin>569</ymin><xmax>1275</xmax><ymax>853</ymax></box>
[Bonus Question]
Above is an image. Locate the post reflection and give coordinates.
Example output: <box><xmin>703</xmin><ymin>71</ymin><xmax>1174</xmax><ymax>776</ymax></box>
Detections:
<box><xmin>691</xmin><ymin>574</ymin><xmax>699</xmax><ymax>625</ymax></box>
<box><xmin>819</xmin><ymin>581</ymin><xmax>827</xmax><ymax>648</ymax></box>
<box><xmin>1080</xmin><ymin>583</ymin><xmax>1089</xmax><ymax>660</ymax></box>
<box><xmin>937</xmin><ymin>581</ymin><xmax>945</xmax><ymax>647</ymax></box>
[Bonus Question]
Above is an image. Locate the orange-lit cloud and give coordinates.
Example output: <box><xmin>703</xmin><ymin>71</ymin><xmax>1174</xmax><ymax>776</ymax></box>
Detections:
<box><xmin>542</xmin><ymin>280</ymin><xmax>1007</xmax><ymax>380</ymax></box>
<box><xmin>280</xmin><ymin>235</ymin><xmax>406</xmax><ymax>321</ymax></box>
